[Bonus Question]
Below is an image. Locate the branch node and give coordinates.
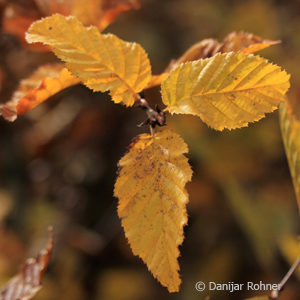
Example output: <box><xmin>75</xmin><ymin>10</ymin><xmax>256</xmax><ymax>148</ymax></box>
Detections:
<box><xmin>136</xmin><ymin>97</ymin><xmax>166</xmax><ymax>128</ymax></box>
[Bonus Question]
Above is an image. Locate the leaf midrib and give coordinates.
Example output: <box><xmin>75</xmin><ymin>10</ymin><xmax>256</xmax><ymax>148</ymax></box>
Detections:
<box><xmin>172</xmin><ymin>82</ymin><xmax>286</xmax><ymax>105</ymax></box>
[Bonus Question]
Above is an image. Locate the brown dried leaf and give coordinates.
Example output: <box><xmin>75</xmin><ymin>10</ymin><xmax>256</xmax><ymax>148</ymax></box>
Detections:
<box><xmin>166</xmin><ymin>31</ymin><xmax>280</xmax><ymax>72</ymax></box>
<box><xmin>221</xmin><ymin>32</ymin><xmax>280</xmax><ymax>54</ymax></box>
<box><xmin>165</xmin><ymin>39</ymin><xmax>221</xmax><ymax>72</ymax></box>
<box><xmin>0</xmin><ymin>64</ymin><xmax>80</xmax><ymax>122</ymax></box>
<box><xmin>0</xmin><ymin>228</ymin><xmax>53</xmax><ymax>300</ymax></box>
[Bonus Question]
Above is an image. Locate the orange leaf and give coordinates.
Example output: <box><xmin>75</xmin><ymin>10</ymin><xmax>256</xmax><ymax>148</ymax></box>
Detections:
<box><xmin>146</xmin><ymin>73</ymin><xmax>169</xmax><ymax>89</ymax></box>
<box><xmin>99</xmin><ymin>0</ymin><xmax>140</xmax><ymax>30</ymax></box>
<box><xmin>0</xmin><ymin>227</ymin><xmax>53</xmax><ymax>300</ymax></box>
<box><xmin>1</xmin><ymin>64</ymin><xmax>80</xmax><ymax>122</ymax></box>
<box><xmin>36</xmin><ymin>0</ymin><xmax>140</xmax><ymax>30</ymax></box>
<box><xmin>3</xmin><ymin>0</ymin><xmax>140</xmax><ymax>51</ymax></box>
<box><xmin>2</xmin><ymin>5</ymin><xmax>49</xmax><ymax>52</ymax></box>
<box><xmin>34</xmin><ymin>0</ymin><xmax>73</xmax><ymax>16</ymax></box>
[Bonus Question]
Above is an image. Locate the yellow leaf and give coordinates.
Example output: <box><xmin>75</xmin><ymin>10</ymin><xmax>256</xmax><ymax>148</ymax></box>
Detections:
<box><xmin>161</xmin><ymin>52</ymin><xmax>290</xmax><ymax>130</ymax></box>
<box><xmin>114</xmin><ymin>128</ymin><xmax>192</xmax><ymax>292</ymax></box>
<box><xmin>26</xmin><ymin>14</ymin><xmax>151</xmax><ymax>106</ymax></box>
<box><xmin>0</xmin><ymin>64</ymin><xmax>80</xmax><ymax>122</ymax></box>
<box><xmin>279</xmin><ymin>100</ymin><xmax>300</xmax><ymax>213</ymax></box>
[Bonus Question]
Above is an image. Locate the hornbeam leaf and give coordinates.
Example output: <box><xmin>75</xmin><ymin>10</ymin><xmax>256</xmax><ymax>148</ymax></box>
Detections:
<box><xmin>279</xmin><ymin>100</ymin><xmax>300</xmax><ymax>213</ymax></box>
<box><xmin>165</xmin><ymin>31</ymin><xmax>280</xmax><ymax>72</ymax></box>
<box><xmin>1</xmin><ymin>64</ymin><xmax>80</xmax><ymax>122</ymax></box>
<box><xmin>26</xmin><ymin>14</ymin><xmax>151</xmax><ymax>106</ymax></box>
<box><xmin>165</xmin><ymin>39</ymin><xmax>221</xmax><ymax>72</ymax></box>
<box><xmin>161</xmin><ymin>52</ymin><xmax>290</xmax><ymax>130</ymax></box>
<box><xmin>114</xmin><ymin>128</ymin><xmax>193</xmax><ymax>292</ymax></box>
<box><xmin>221</xmin><ymin>31</ymin><xmax>280</xmax><ymax>54</ymax></box>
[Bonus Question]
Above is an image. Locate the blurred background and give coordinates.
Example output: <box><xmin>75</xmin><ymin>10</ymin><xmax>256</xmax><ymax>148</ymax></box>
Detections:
<box><xmin>0</xmin><ymin>0</ymin><xmax>299</xmax><ymax>299</ymax></box>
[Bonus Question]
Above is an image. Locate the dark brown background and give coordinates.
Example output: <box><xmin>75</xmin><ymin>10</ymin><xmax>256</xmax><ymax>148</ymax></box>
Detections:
<box><xmin>0</xmin><ymin>0</ymin><xmax>299</xmax><ymax>299</ymax></box>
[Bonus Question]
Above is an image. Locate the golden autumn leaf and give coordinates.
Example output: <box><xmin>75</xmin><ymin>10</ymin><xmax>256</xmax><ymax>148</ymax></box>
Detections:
<box><xmin>0</xmin><ymin>228</ymin><xmax>53</xmax><ymax>300</ymax></box>
<box><xmin>26</xmin><ymin>14</ymin><xmax>151</xmax><ymax>106</ymax></box>
<box><xmin>0</xmin><ymin>64</ymin><xmax>80</xmax><ymax>122</ymax></box>
<box><xmin>279</xmin><ymin>100</ymin><xmax>300</xmax><ymax>213</ymax></box>
<box><xmin>166</xmin><ymin>32</ymin><xmax>280</xmax><ymax>72</ymax></box>
<box><xmin>161</xmin><ymin>52</ymin><xmax>290</xmax><ymax>130</ymax></box>
<box><xmin>114</xmin><ymin>128</ymin><xmax>193</xmax><ymax>292</ymax></box>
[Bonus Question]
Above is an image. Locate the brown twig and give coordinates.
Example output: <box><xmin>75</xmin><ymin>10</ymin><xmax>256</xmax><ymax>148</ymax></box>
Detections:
<box><xmin>269</xmin><ymin>255</ymin><xmax>300</xmax><ymax>299</ymax></box>
<box><xmin>135</xmin><ymin>94</ymin><xmax>166</xmax><ymax>129</ymax></box>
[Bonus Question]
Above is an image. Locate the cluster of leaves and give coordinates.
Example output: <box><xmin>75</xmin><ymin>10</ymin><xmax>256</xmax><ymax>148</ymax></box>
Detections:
<box><xmin>1</xmin><ymin>0</ymin><xmax>299</xmax><ymax>298</ymax></box>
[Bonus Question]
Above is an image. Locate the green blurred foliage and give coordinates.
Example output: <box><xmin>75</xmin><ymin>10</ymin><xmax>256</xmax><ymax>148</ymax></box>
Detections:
<box><xmin>0</xmin><ymin>0</ymin><xmax>299</xmax><ymax>299</ymax></box>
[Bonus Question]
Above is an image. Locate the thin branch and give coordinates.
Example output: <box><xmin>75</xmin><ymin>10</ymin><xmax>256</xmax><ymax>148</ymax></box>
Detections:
<box><xmin>270</xmin><ymin>255</ymin><xmax>300</xmax><ymax>299</ymax></box>
<box><xmin>135</xmin><ymin>95</ymin><xmax>166</xmax><ymax>128</ymax></box>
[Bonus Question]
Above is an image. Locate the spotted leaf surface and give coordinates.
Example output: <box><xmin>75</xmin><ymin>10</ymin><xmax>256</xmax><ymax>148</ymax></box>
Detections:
<box><xmin>114</xmin><ymin>128</ymin><xmax>192</xmax><ymax>292</ymax></box>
